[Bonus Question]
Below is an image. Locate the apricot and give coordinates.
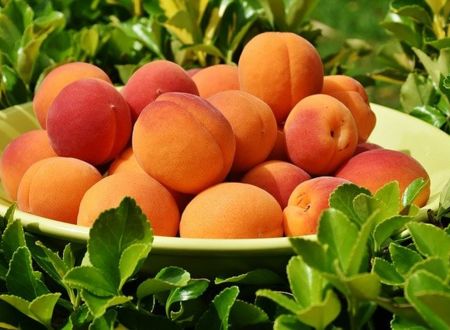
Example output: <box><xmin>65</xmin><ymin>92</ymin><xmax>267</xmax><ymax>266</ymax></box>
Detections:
<box><xmin>241</xmin><ymin>160</ymin><xmax>311</xmax><ymax>208</ymax></box>
<box><xmin>33</xmin><ymin>62</ymin><xmax>111</xmax><ymax>128</ymax></box>
<box><xmin>322</xmin><ymin>75</ymin><xmax>369</xmax><ymax>103</ymax></box>
<box><xmin>133</xmin><ymin>92</ymin><xmax>235</xmax><ymax>194</ymax></box>
<box><xmin>46</xmin><ymin>78</ymin><xmax>132</xmax><ymax>166</ymax></box>
<box><xmin>187</xmin><ymin>68</ymin><xmax>202</xmax><ymax>77</ymax></box>
<box><xmin>335</xmin><ymin>149</ymin><xmax>431</xmax><ymax>207</ymax></box>
<box><xmin>121</xmin><ymin>60</ymin><xmax>199</xmax><ymax>120</ymax></box>
<box><xmin>208</xmin><ymin>90</ymin><xmax>277</xmax><ymax>172</ymax></box>
<box><xmin>0</xmin><ymin>130</ymin><xmax>56</xmax><ymax>201</ymax></box>
<box><xmin>192</xmin><ymin>64</ymin><xmax>239</xmax><ymax>98</ymax></box>
<box><xmin>284</xmin><ymin>94</ymin><xmax>358</xmax><ymax>175</ymax></box>
<box><xmin>284</xmin><ymin>177</ymin><xmax>349</xmax><ymax>236</ymax></box>
<box><xmin>324</xmin><ymin>91</ymin><xmax>376</xmax><ymax>142</ymax></box>
<box><xmin>77</xmin><ymin>172</ymin><xmax>180</xmax><ymax>236</ymax></box>
<box><xmin>17</xmin><ymin>157</ymin><xmax>102</xmax><ymax>223</ymax></box>
<box><xmin>239</xmin><ymin>32</ymin><xmax>323</xmax><ymax>124</ymax></box>
<box><xmin>108</xmin><ymin>147</ymin><xmax>145</xmax><ymax>175</ymax></box>
<box><xmin>180</xmin><ymin>182</ymin><xmax>283</xmax><ymax>238</ymax></box>
<box><xmin>354</xmin><ymin>142</ymin><xmax>382</xmax><ymax>156</ymax></box>
<box><xmin>267</xmin><ymin>129</ymin><xmax>289</xmax><ymax>161</ymax></box>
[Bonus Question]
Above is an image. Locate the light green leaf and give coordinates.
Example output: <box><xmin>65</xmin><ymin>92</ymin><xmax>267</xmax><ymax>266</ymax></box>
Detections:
<box><xmin>390</xmin><ymin>243</ymin><xmax>423</xmax><ymax>275</ymax></box>
<box><xmin>215</xmin><ymin>269</ymin><xmax>284</xmax><ymax>286</ymax></box>
<box><xmin>381</xmin><ymin>13</ymin><xmax>422</xmax><ymax>48</ymax></box>
<box><xmin>119</xmin><ymin>243</ymin><xmax>151</xmax><ymax>290</ymax></box>
<box><xmin>1</xmin><ymin>220</ymin><xmax>26</xmax><ymax>263</ymax></box>
<box><xmin>410</xmin><ymin>105</ymin><xmax>447</xmax><ymax>128</ymax></box>
<box><xmin>195</xmin><ymin>286</ymin><xmax>239</xmax><ymax>330</ymax></box>
<box><xmin>29</xmin><ymin>293</ymin><xmax>61</xmax><ymax>328</ymax></box>
<box><xmin>81</xmin><ymin>290</ymin><xmax>131</xmax><ymax>319</ymax></box>
<box><xmin>64</xmin><ymin>266</ymin><xmax>117</xmax><ymax>297</ymax></box>
<box><xmin>297</xmin><ymin>289</ymin><xmax>341</xmax><ymax>330</ymax></box>
<box><xmin>425</xmin><ymin>0</ymin><xmax>445</xmax><ymax>14</ymax></box>
<box><xmin>0</xmin><ymin>295</ymin><xmax>30</xmax><ymax>319</ymax></box>
<box><xmin>373</xmin><ymin>216</ymin><xmax>412</xmax><ymax>251</ymax></box>
<box><xmin>89</xmin><ymin>309</ymin><xmax>117</xmax><ymax>330</ymax></box>
<box><xmin>289</xmin><ymin>238</ymin><xmax>331</xmax><ymax>273</ymax></box>
<box><xmin>375</xmin><ymin>181</ymin><xmax>401</xmax><ymax>214</ymax></box>
<box><xmin>408</xmin><ymin>222</ymin><xmax>450</xmax><ymax>259</ymax></box>
<box><xmin>137</xmin><ymin>266</ymin><xmax>191</xmax><ymax>300</ymax></box>
<box><xmin>402</xmin><ymin>178</ymin><xmax>428</xmax><ymax>207</ymax></box>
<box><xmin>229</xmin><ymin>299</ymin><xmax>269</xmax><ymax>328</ymax></box>
<box><xmin>400</xmin><ymin>73</ymin><xmax>435</xmax><ymax>113</ymax></box>
<box><xmin>63</xmin><ymin>243</ymin><xmax>75</xmax><ymax>269</ymax></box>
<box><xmin>328</xmin><ymin>183</ymin><xmax>371</xmax><ymax>225</ymax></box>
<box><xmin>413</xmin><ymin>47</ymin><xmax>441</xmax><ymax>86</ymax></box>
<box><xmin>341</xmin><ymin>272</ymin><xmax>381</xmax><ymax>300</ymax></box>
<box><xmin>373</xmin><ymin>257</ymin><xmax>404</xmax><ymax>285</ymax></box>
<box><xmin>391</xmin><ymin>314</ymin><xmax>429</xmax><ymax>329</ymax></box>
<box><xmin>256</xmin><ymin>290</ymin><xmax>300</xmax><ymax>314</ymax></box>
<box><xmin>273</xmin><ymin>314</ymin><xmax>309</xmax><ymax>330</ymax></box>
<box><xmin>392</xmin><ymin>0</ymin><xmax>432</xmax><ymax>25</ymax></box>
<box><xmin>408</xmin><ymin>257</ymin><xmax>449</xmax><ymax>280</ymax></box>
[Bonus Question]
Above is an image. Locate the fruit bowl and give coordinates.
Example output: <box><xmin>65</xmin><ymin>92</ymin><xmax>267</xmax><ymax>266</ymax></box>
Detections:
<box><xmin>1</xmin><ymin>102</ymin><xmax>450</xmax><ymax>277</ymax></box>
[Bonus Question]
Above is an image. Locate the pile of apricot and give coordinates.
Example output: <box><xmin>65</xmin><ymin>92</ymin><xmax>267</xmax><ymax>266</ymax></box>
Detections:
<box><xmin>0</xmin><ymin>32</ymin><xmax>430</xmax><ymax>238</ymax></box>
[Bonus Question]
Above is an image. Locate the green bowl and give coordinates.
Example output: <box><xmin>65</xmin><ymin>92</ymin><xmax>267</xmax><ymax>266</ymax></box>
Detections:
<box><xmin>1</xmin><ymin>103</ymin><xmax>449</xmax><ymax>277</ymax></box>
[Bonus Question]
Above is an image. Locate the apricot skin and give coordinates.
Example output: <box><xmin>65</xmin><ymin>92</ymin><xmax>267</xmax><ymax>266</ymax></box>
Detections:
<box><xmin>192</xmin><ymin>64</ymin><xmax>239</xmax><ymax>98</ymax></box>
<box><xmin>322</xmin><ymin>75</ymin><xmax>369</xmax><ymax>104</ymax></box>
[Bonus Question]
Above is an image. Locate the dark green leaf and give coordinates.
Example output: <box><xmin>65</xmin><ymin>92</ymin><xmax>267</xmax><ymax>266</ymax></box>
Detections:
<box><xmin>408</xmin><ymin>257</ymin><xmax>448</xmax><ymax>280</ymax></box>
<box><xmin>256</xmin><ymin>290</ymin><xmax>300</xmax><ymax>314</ymax></box>
<box><xmin>296</xmin><ymin>289</ymin><xmax>341</xmax><ymax>329</ymax></box>
<box><xmin>64</xmin><ymin>266</ymin><xmax>117</xmax><ymax>297</ymax></box>
<box><xmin>410</xmin><ymin>105</ymin><xmax>447</xmax><ymax>128</ymax></box>
<box><xmin>428</xmin><ymin>37</ymin><xmax>450</xmax><ymax>49</ymax></box>
<box><xmin>273</xmin><ymin>314</ymin><xmax>310</xmax><ymax>330</ymax></box>
<box><xmin>29</xmin><ymin>241</ymin><xmax>68</xmax><ymax>287</ymax></box>
<box><xmin>88</xmin><ymin>197</ymin><xmax>153</xmax><ymax>290</ymax></box>
<box><xmin>89</xmin><ymin>309</ymin><xmax>117</xmax><ymax>330</ymax></box>
<box><xmin>118</xmin><ymin>308</ymin><xmax>180</xmax><ymax>330</ymax></box>
<box><xmin>289</xmin><ymin>238</ymin><xmax>331</xmax><ymax>273</ymax></box>
<box><xmin>0</xmin><ymin>300</ymin><xmax>21</xmax><ymax>329</ymax></box>
<box><xmin>165</xmin><ymin>279</ymin><xmax>209</xmax><ymax>316</ymax></box>
<box><xmin>229</xmin><ymin>299</ymin><xmax>269</xmax><ymax>328</ymax></box>
<box><xmin>1</xmin><ymin>220</ymin><xmax>26</xmax><ymax>263</ymax></box>
<box><xmin>6</xmin><ymin>246</ymin><xmax>48</xmax><ymax>301</ymax></box>
<box><xmin>119</xmin><ymin>243</ymin><xmax>152</xmax><ymax>289</ymax></box>
<box><xmin>137</xmin><ymin>266</ymin><xmax>191</xmax><ymax>300</ymax></box>
<box><xmin>329</xmin><ymin>183</ymin><xmax>371</xmax><ymax>225</ymax></box>
<box><xmin>81</xmin><ymin>290</ymin><xmax>131</xmax><ymax>319</ymax></box>
<box><xmin>408</xmin><ymin>222</ymin><xmax>450</xmax><ymax>259</ymax></box>
<box><xmin>390</xmin><ymin>242</ymin><xmax>423</xmax><ymax>275</ymax></box>
<box><xmin>373</xmin><ymin>257</ymin><xmax>404</xmax><ymax>285</ymax></box>
<box><xmin>391</xmin><ymin>314</ymin><xmax>429</xmax><ymax>329</ymax></box>
<box><xmin>402</xmin><ymin>178</ymin><xmax>428</xmax><ymax>207</ymax></box>
<box><xmin>195</xmin><ymin>286</ymin><xmax>239</xmax><ymax>330</ymax></box>
<box><xmin>215</xmin><ymin>269</ymin><xmax>284</xmax><ymax>286</ymax></box>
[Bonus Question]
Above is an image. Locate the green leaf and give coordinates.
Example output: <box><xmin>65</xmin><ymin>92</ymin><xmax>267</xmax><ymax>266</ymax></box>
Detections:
<box><xmin>137</xmin><ymin>266</ymin><xmax>191</xmax><ymax>300</ymax></box>
<box><xmin>392</xmin><ymin>0</ymin><xmax>432</xmax><ymax>25</ymax></box>
<box><xmin>289</xmin><ymin>238</ymin><xmax>331</xmax><ymax>273</ymax></box>
<box><xmin>0</xmin><ymin>300</ymin><xmax>22</xmax><ymax>329</ymax></box>
<box><xmin>196</xmin><ymin>286</ymin><xmax>239</xmax><ymax>330</ymax></box>
<box><xmin>1</xmin><ymin>220</ymin><xmax>26</xmax><ymax>263</ymax></box>
<box><xmin>287</xmin><ymin>256</ymin><xmax>323</xmax><ymax>308</ymax></box>
<box><xmin>6</xmin><ymin>246</ymin><xmax>48</xmax><ymax>301</ymax></box>
<box><xmin>410</xmin><ymin>105</ymin><xmax>447</xmax><ymax>128</ymax></box>
<box><xmin>408</xmin><ymin>257</ymin><xmax>449</xmax><ymax>280</ymax></box>
<box><xmin>119</xmin><ymin>243</ymin><xmax>151</xmax><ymax>290</ymax></box>
<box><xmin>296</xmin><ymin>289</ymin><xmax>341</xmax><ymax>330</ymax></box>
<box><xmin>381</xmin><ymin>13</ymin><xmax>422</xmax><ymax>48</ymax></box>
<box><xmin>256</xmin><ymin>290</ymin><xmax>300</xmax><ymax>314</ymax></box>
<box><xmin>391</xmin><ymin>314</ymin><xmax>429</xmax><ymax>329</ymax></box>
<box><xmin>405</xmin><ymin>270</ymin><xmax>450</xmax><ymax>329</ymax></box>
<box><xmin>0</xmin><ymin>295</ymin><xmax>31</xmax><ymax>319</ymax></box>
<box><xmin>229</xmin><ymin>299</ymin><xmax>269</xmax><ymax>328</ymax></box>
<box><xmin>215</xmin><ymin>269</ymin><xmax>284</xmax><ymax>286</ymax></box>
<box><xmin>165</xmin><ymin>279</ymin><xmax>209</xmax><ymax>316</ymax></box>
<box><xmin>402</xmin><ymin>178</ymin><xmax>428</xmax><ymax>207</ymax></box>
<box><xmin>375</xmin><ymin>181</ymin><xmax>401</xmax><ymax>214</ymax></box>
<box><xmin>29</xmin><ymin>293</ymin><xmax>61</xmax><ymax>328</ymax></box>
<box><xmin>400</xmin><ymin>73</ymin><xmax>435</xmax><ymax>113</ymax></box>
<box><xmin>317</xmin><ymin>209</ymin><xmax>358</xmax><ymax>273</ymax></box>
<box><xmin>341</xmin><ymin>272</ymin><xmax>381</xmax><ymax>300</ymax></box>
<box><xmin>273</xmin><ymin>314</ymin><xmax>309</xmax><ymax>330</ymax></box>
<box><xmin>118</xmin><ymin>308</ymin><xmax>181</xmax><ymax>330</ymax></box>
<box><xmin>408</xmin><ymin>222</ymin><xmax>450</xmax><ymax>259</ymax></box>
<box><xmin>425</xmin><ymin>0</ymin><xmax>445</xmax><ymax>15</ymax></box>
<box><xmin>390</xmin><ymin>243</ymin><xmax>423</xmax><ymax>275</ymax></box>
<box><xmin>63</xmin><ymin>243</ymin><xmax>75</xmax><ymax>269</ymax></box>
<box><xmin>64</xmin><ymin>266</ymin><xmax>117</xmax><ymax>297</ymax></box>
<box><xmin>329</xmin><ymin>183</ymin><xmax>371</xmax><ymax>225</ymax></box>
<box><xmin>373</xmin><ymin>216</ymin><xmax>412</xmax><ymax>251</ymax></box>
<box><xmin>29</xmin><ymin>241</ymin><xmax>68</xmax><ymax>287</ymax></box>
<box><xmin>88</xmin><ymin>197</ymin><xmax>153</xmax><ymax>290</ymax></box>
<box><xmin>89</xmin><ymin>309</ymin><xmax>117</xmax><ymax>330</ymax></box>
<box><xmin>81</xmin><ymin>290</ymin><xmax>132</xmax><ymax>319</ymax></box>
<box><xmin>413</xmin><ymin>47</ymin><xmax>441</xmax><ymax>85</ymax></box>
<box><xmin>373</xmin><ymin>257</ymin><xmax>404</xmax><ymax>285</ymax></box>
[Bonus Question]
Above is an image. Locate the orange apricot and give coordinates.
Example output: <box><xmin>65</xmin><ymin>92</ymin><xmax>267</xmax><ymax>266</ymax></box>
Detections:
<box><xmin>192</xmin><ymin>64</ymin><xmax>239</xmax><ymax>98</ymax></box>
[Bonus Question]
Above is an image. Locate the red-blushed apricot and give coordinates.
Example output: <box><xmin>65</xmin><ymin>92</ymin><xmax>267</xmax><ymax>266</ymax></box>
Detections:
<box><xmin>284</xmin><ymin>177</ymin><xmax>349</xmax><ymax>236</ymax></box>
<box><xmin>180</xmin><ymin>182</ymin><xmax>283</xmax><ymax>238</ymax></box>
<box><xmin>325</xmin><ymin>91</ymin><xmax>376</xmax><ymax>142</ymax></box>
<box><xmin>17</xmin><ymin>157</ymin><xmax>102</xmax><ymax>223</ymax></box>
<box><xmin>47</xmin><ymin>78</ymin><xmax>132</xmax><ymax>166</ymax></box>
<box><xmin>335</xmin><ymin>149</ymin><xmax>431</xmax><ymax>207</ymax></box>
<box><xmin>0</xmin><ymin>130</ymin><xmax>56</xmax><ymax>200</ymax></box>
<box><xmin>284</xmin><ymin>94</ymin><xmax>358</xmax><ymax>175</ymax></box>
<box><xmin>186</xmin><ymin>68</ymin><xmax>202</xmax><ymax>77</ymax></box>
<box><xmin>239</xmin><ymin>32</ymin><xmax>323</xmax><ymax>124</ymax></box>
<box><xmin>208</xmin><ymin>90</ymin><xmax>277</xmax><ymax>172</ymax></box>
<box><xmin>354</xmin><ymin>142</ymin><xmax>382</xmax><ymax>156</ymax></box>
<box><xmin>192</xmin><ymin>64</ymin><xmax>239</xmax><ymax>98</ymax></box>
<box><xmin>241</xmin><ymin>160</ymin><xmax>311</xmax><ymax>208</ymax></box>
<box><xmin>133</xmin><ymin>92</ymin><xmax>235</xmax><ymax>194</ymax></box>
<box><xmin>77</xmin><ymin>172</ymin><xmax>179</xmax><ymax>236</ymax></box>
<box><xmin>121</xmin><ymin>60</ymin><xmax>199</xmax><ymax>120</ymax></box>
<box><xmin>322</xmin><ymin>75</ymin><xmax>369</xmax><ymax>103</ymax></box>
<box><xmin>267</xmin><ymin>129</ymin><xmax>289</xmax><ymax>161</ymax></box>
<box><xmin>108</xmin><ymin>147</ymin><xmax>145</xmax><ymax>175</ymax></box>
<box><xmin>33</xmin><ymin>62</ymin><xmax>111</xmax><ymax>128</ymax></box>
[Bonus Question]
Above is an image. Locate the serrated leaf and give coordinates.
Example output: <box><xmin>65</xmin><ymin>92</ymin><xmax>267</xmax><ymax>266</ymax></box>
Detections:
<box><xmin>6</xmin><ymin>246</ymin><xmax>48</xmax><ymax>301</ymax></box>
<box><xmin>89</xmin><ymin>309</ymin><xmax>117</xmax><ymax>330</ymax></box>
<box><xmin>274</xmin><ymin>314</ymin><xmax>310</xmax><ymax>330</ymax></box>
<box><xmin>1</xmin><ymin>220</ymin><xmax>26</xmax><ymax>263</ymax></box>
<box><xmin>229</xmin><ymin>299</ymin><xmax>269</xmax><ymax>328</ymax></box>
<box><xmin>408</xmin><ymin>257</ymin><xmax>449</xmax><ymax>280</ymax></box>
<box><xmin>390</xmin><ymin>243</ymin><xmax>423</xmax><ymax>275</ymax></box>
<box><xmin>402</xmin><ymin>178</ymin><xmax>428</xmax><ymax>207</ymax></box>
<box><xmin>63</xmin><ymin>243</ymin><xmax>75</xmax><ymax>269</ymax></box>
<box><xmin>0</xmin><ymin>295</ymin><xmax>31</xmax><ymax>319</ymax></box>
<box><xmin>408</xmin><ymin>222</ymin><xmax>450</xmax><ymax>259</ymax></box>
<box><xmin>119</xmin><ymin>243</ymin><xmax>151</xmax><ymax>290</ymax></box>
<box><xmin>28</xmin><ymin>241</ymin><xmax>68</xmax><ymax>287</ymax></box>
<box><xmin>4</xmin><ymin>204</ymin><xmax>16</xmax><ymax>225</ymax></box>
<box><xmin>329</xmin><ymin>183</ymin><xmax>371</xmax><ymax>225</ymax></box>
<box><xmin>256</xmin><ymin>290</ymin><xmax>300</xmax><ymax>314</ymax></box>
<box><xmin>88</xmin><ymin>198</ymin><xmax>153</xmax><ymax>290</ymax></box>
<box><xmin>165</xmin><ymin>279</ymin><xmax>209</xmax><ymax>316</ymax></box>
<box><xmin>287</xmin><ymin>256</ymin><xmax>323</xmax><ymax>308</ymax></box>
<box><xmin>373</xmin><ymin>215</ymin><xmax>412</xmax><ymax>251</ymax></box>
<box><xmin>195</xmin><ymin>286</ymin><xmax>239</xmax><ymax>330</ymax></box>
<box><xmin>81</xmin><ymin>290</ymin><xmax>131</xmax><ymax>319</ymax></box>
<box><xmin>405</xmin><ymin>270</ymin><xmax>450</xmax><ymax>329</ymax></box>
<box><xmin>64</xmin><ymin>266</ymin><xmax>117</xmax><ymax>297</ymax></box>
<box><xmin>29</xmin><ymin>293</ymin><xmax>61</xmax><ymax>328</ymax></box>
<box><xmin>317</xmin><ymin>209</ymin><xmax>359</xmax><ymax>273</ymax></box>
<box><xmin>341</xmin><ymin>272</ymin><xmax>381</xmax><ymax>300</ymax></box>
<box><xmin>289</xmin><ymin>238</ymin><xmax>331</xmax><ymax>273</ymax></box>
<box><xmin>215</xmin><ymin>269</ymin><xmax>284</xmax><ymax>286</ymax></box>
<box><xmin>373</xmin><ymin>257</ymin><xmax>404</xmax><ymax>285</ymax></box>
<box><xmin>296</xmin><ymin>289</ymin><xmax>341</xmax><ymax>329</ymax></box>
<box><xmin>137</xmin><ymin>266</ymin><xmax>191</xmax><ymax>300</ymax></box>
<box><xmin>374</xmin><ymin>181</ymin><xmax>401</xmax><ymax>214</ymax></box>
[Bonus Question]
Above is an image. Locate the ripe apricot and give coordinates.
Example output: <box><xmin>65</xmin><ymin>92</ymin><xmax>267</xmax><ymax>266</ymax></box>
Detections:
<box><xmin>192</xmin><ymin>64</ymin><xmax>239</xmax><ymax>98</ymax></box>
<box><xmin>322</xmin><ymin>75</ymin><xmax>369</xmax><ymax>103</ymax></box>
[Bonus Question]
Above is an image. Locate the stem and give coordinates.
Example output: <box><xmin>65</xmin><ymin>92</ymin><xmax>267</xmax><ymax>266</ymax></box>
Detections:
<box><xmin>197</xmin><ymin>51</ymin><xmax>207</xmax><ymax>67</ymax></box>
<box><xmin>348</xmin><ymin>297</ymin><xmax>359</xmax><ymax>330</ymax></box>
